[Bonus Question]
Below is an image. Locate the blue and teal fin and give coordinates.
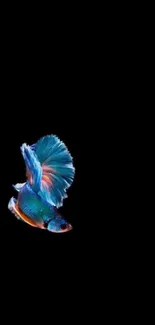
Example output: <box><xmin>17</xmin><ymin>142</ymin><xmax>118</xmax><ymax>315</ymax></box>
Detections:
<box><xmin>13</xmin><ymin>183</ymin><xmax>26</xmax><ymax>192</ymax></box>
<box><xmin>33</xmin><ymin>135</ymin><xmax>75</xmax><ymax>207</ymax></box>
<box><xmin>20</xmin><ymin>143</ymin><xmax>42</xmax><ymax>192</ymax></box>
<box><xmin>8</xmin><ymin>197</ymin><xmax>23</xmax><ymax>221</ymax></box>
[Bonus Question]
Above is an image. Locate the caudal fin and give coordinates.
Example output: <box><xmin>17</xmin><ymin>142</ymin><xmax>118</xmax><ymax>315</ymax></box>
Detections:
<box><xmin>33</xmin><ymin>135</ymin><xmax>75</xmax><ymax>207</ymax></box>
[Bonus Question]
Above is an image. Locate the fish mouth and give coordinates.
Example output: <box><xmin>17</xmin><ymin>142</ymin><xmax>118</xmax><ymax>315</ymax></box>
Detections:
<box><xmin>60</xmin><ymin>223</ymin><xmax>73</xmax><ymax>233</ymax></box>
<box><xmin>49</xmin><ymin>223</ymin><xmax>73</xmax><ymax>233</ymax></box>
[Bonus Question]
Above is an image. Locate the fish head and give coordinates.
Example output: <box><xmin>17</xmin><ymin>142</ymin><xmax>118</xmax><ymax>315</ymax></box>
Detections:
<box><xmin>46</xmin><ymin>217</ymin><xmax>72</xmax><ymax>233</ymax></box>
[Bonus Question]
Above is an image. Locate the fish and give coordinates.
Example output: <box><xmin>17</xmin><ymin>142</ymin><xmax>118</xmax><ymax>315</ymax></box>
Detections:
<box><xmin>8</xmin><ymin>135</ymin><xmax>75</xmax><ymax>233</ymax></box>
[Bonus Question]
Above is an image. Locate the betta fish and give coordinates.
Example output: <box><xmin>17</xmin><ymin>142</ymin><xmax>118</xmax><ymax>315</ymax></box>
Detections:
<box><xmin>8</xmin><ymin>135</ymin><xmax>75</xmax><ymax>233</ymax></box>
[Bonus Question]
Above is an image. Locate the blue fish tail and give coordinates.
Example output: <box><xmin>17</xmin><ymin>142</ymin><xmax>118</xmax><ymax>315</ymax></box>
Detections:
<box><xmin>34</xmin><ymin>135</ymin><xmax>75</xmax><ymax>207</ymax></box>
<box><xmin>20</xmin><ymin>143</ymin><xmax>42</xmax><ymax>192</ymax></box>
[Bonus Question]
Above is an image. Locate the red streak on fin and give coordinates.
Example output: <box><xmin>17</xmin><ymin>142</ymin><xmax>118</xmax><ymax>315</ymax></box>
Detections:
<box><xmin>26</xmin><ymin>168</ymin><xmax>33</xmax><ymax>184</ymax></box>
<box><xmin>42</xmin><ymin>174</ymin><xmax>53</xmax><ymax>185</ymax></box>
<box><xmin>41</xmin><ymin>164</ymin><xmax>55</xmax><ymax>188</ymax></box>
<box><xmin>42</xmin><ymin>165</ymin><xmax>53</xmax><ymax>172</ymax></box>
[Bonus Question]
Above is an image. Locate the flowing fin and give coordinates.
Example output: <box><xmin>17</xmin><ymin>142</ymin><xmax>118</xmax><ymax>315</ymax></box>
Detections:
<box><xmin>8</xmin><ymin>197</ymin><xmax>23</xmax><ymax>221</ymax></box>
<box><xmin>13</xmin><ymin>183</ymin><xmax>26</xmax><ymax>192</ymax></box>
<box><xmin>33</xmin><ymin>135</ymin><xmax>75</xmax><ymax>207</ymax></box>
<box><xmin>20</xmin><ymin>143</ymin><xmax>42</xmax><ymax>192</ymax></box>
<box><xmin>8</xmin><ymin>197</ymin><xmax>43</xmax><ymax>228</ymax></box>
<box><xmin>30</xmin><ymin>144</ymin><xmax>36</xmax><ymax>151</ymax></box>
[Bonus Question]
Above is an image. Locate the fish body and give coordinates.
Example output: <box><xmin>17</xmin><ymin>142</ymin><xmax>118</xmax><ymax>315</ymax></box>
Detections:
<box><xmin>8</xmin><ymin>135</ymin><xmax>75</xmax><ymax>233</ymax></box>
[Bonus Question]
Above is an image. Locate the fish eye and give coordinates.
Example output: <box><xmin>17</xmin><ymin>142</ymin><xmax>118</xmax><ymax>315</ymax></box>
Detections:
<box><xmin>60</xmin><ymin>224</ymin><xmax>67</xmax><ymax>230</ymax></box>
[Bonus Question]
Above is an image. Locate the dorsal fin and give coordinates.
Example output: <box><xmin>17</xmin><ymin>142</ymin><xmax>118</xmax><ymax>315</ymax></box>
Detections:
<box><xmin>33</xmin><ymin>135</ymin><xmax>75</xmax><ymax>207</ymax></box>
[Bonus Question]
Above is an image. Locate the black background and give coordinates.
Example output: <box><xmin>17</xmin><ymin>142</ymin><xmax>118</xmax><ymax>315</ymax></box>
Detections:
<box><xmin>0</xmin><ymin>44</ymin><xmax>84</xmax><ymax>264</ymax></box>
<box><xmin>1</xmin><ymin>113</ymin><xmax>80</xmax><ymax>240</ymax></box>
<box><xmin>1</xmin><ymin>107</ymin><xmax>81</xmax><ymax>249</ymax></box>
<box><xmin>0</xmin><ymin>22</ymin><xmax>98</xmax><ymax>271</ymax></box>
<box><xmin>0</xmin><ymin>8</ymin><xmax>136</xmax><ymax>317</ymax></box>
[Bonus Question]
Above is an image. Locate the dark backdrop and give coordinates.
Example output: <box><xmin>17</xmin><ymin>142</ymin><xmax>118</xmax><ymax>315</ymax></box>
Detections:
<box><xmin>0</xmin><ymin>75</ymin><xmax>82</xmax><ymax>271</ymax></box>
<box><xmin>0</xmin><ymin>32</ymin><xmax>88</xmax><ymax>266</ymax></box>
<box><xmin>1</xmin><ymin>108</ymin><xmax>80</xmax><ymax>242</ymax></box>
